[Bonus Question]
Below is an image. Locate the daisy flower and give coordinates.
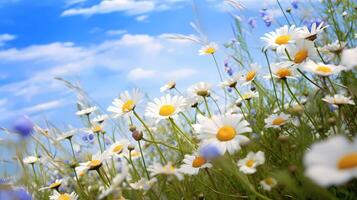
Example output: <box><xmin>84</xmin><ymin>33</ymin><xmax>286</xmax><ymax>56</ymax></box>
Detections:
<box><xmin>160</xmin><ymin>81</ymin><xmax>176</xmax><ymax>92</ymax></box>
<box><xmin>103</xmin><ymin>139</ymin><xmax>130</xmax><ymax>159</ymax></box>
<box><xmin>260</xmin><ymin>177</ymin><xmax>277</xmax><ymax>191</ymax></box>
<box><xmin>75</xmin><ymin>152</ymin><xmax>106</xmax><ymax>176</ymax></box>
<box><xmin>304</xmin><ymin>135</ymin><xmax>357</xmax><ymax>186</ymax></box>
<box><xmin>130</xmin><ymin>178</ymin><xmax>157</xmax><ymax>191</ymax></box>
<box><xmin>194</xmin><ymin>114</ymin><xmax>252</xmax><ymax>154</ymax></box>
<box><xmin>271</xmin><ymin>62</ymin><xmax>296</xmax><ymax>79</ymax></box>
<box><xmin>322</xmin><ymin>94</ymin><xmax>355</xmax><ymax>107</ymax></box>
<box><xmin>187</xmin><ymin>82</ymin><xmax>212</xmax><ymax>97</ymax></box>
<box><xmin>107</xmin><ymin>89</ymin><xmax>141</xmax><ymax>117</ymax></box>
<box><xmin>56</xmin><ymin>129</ymin><xmax>77</xmax><ymax>141</ymax></box>
<box><xmin>303</xmin><ymin>60</ymin><xmax>343</xmax><ymax>76</ymax></box>
<box><xmin>220</xmin><ymin>74</ymin><xmax>241</xmax><ymax>88</ymax></box>
<box><xmin>145</xmin><ymin>94</ymin><xmax>186</xmax><ymax>123</ymax></box>
<box><xmin>341</xmin><ymin>47</ymin><xmax>357</xmax><ymax>71</ymax></box>
<box><xmin>261</xmin><ymin>25</ymin><xmax>300</xmax><ymax>51</ymax></box>
<box><xmin>49</xmin><ymin>191</ymin><xmax>78</xmax><ymax>200</ymax></box>
<box><xmin>23</xmin><ymin>156</ymin><xmax>39</xmax><ymax>165</ymax></box>
<box><xmin>75</xmin><ymin>106</ymin><xmax>98</xmax><ymax>116</ymax></box>
<box><xmin>148</xmin><ymin>162</ymin><xmax>183</xmax><ymax>180</ymax></box>
<box><xmin>179</xmin><ymin>154</ymin><xmax>212</xmax><ymax>175</ymax></box>
<box><xmin>324</xmin><ymin>40</ymin><xmax>346</xmax><ymax>54</ymax></box>
<box><xmin>237</xmin><ymin>151</ymin><xmax>265</xmax><ymax>174</ymax></box>
<box><xmin>39</xmin><ymin>179</ymin><xmax>62</xmax><ymax>191</ymax></box>
<box><xmin>92</xmin><ymin>114</ymin><xmax>109</xmax><ymax>124</ymax></box>
<box><xmin>282</xmin><ymin>39</ymin><xmax>318</xmax><ymax>69</ymax></box>
<box><xmin>238</xmin><ymin>91</ymin><xmax>259</xmax><ymax>102</ymax></box>
<box><xmin>240</xmin><ymin>63</ymin><xmax>260</xmax><ymax>85</ymax></box>
<box><xmin>199</xmin><ymin>42</ymin><xmax>218</xmax><ymax>55</ymax></box>
<box><xmin>300</xmin><ymin>22</ymin><xmax>328</xmax><ymax>41</ymax></box>
<box><xmin>264</xmin><ymin>113</ymin><xmax>290</xmax><ymax>129</ymax></box>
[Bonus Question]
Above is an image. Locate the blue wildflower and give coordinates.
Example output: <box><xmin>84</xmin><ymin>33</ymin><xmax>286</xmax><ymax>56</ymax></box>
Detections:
<box><xmin>12</xmin><ymin>116</ymin><xmax>34</xmax><ymax>138</ymax></box>
<box><xmin>0</xmin><ymin>185</ymin><xmax>32</xmax><ymax>200</ymax></box>
<box><xmin>247</xmin><ymin>17</ymin><xmax>257</xmax><ymax>29</ymax></box>
<box><xmin>199</xmin><ymin>143</ymin><xmax>222</xmax><ymax>160</ymax></box>
<box><xmin>291</xmin><ymin>0</ymin><xmax>298</xmax><ymax>9</ymax></box>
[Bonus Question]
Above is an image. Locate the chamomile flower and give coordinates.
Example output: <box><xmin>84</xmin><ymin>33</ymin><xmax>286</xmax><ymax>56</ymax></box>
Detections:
<box><xmin>49</xmin><ymin>191</ymin><xmax>78</xmax><ymax>200</ymax></box>
<box><xmin>92</xmin><ymin>114</ymin><xmax>109</xmax><ymax>124</ymax></box>
<box><xmin>39</xmin><ymin>179</ymin><xmax>62</xmax><ymax>191</ymax></box>
<box><xmin>179</xmin><ymin>154</ymin><xmax>212</xmax><ymax>175</ymax></box>
<box><xmin>264</xmin><ymin>113</ymin><xmax>290</xmax><ymax>129</ymax></box>
<box><xmin>300</xmin><ymin>22</ymin><xmax>328</xmax><ymax>41</ymax></box>
<box><xmin>75</xmin><ymin>106</ymin><xmax>98</xmax><ymax>116</ymax></box>
<box><xmin>240</xmin><ymin>63</ymin><xmax>260</xmax><ymax>85</ymax></box>
<box><xmin>145</xmin><ymin>94</ymin><xmax>186</xmax><ymax>123</ymax></box>
<box><xmin>237</xmin><ymin>151</ymin><xmax>265</xmax><ymax>174</ymax></box>
<box><xmin>107</xmin><ymin>89</ymin><xmax>141</xmax><ymax>117</ymax></box>
<box><xmin>303</xmin><ymin>60</ymin><xmax>342</xmax><ymax>76</ymax></box>
<box><xmin>103</xmin><ymin>139</ymin><xmax>130</xmax><ymax>159</ymax></box>
<box><xmin>75</xmin><ymin>152</ymin><xmax>106</xmax><ymax>176</ymax></box>
<box><xmin>23</xmin><ymin>156</ymin><xmax>39</xmax><ymax>165</ymax></box>
<box><xmin>187</xmin><ymin>82</ymin><xmax>212</xmax><ymax>97</ymax></box>
<box><xmin>324</xmin><ymin>40</ymin><xmax>346</xmax><ymax>54</ymax></box>
<box><xmin>160</xmin><ymin>81</ymin><xmax>176</xmax><ymax>92</ymax></box>
<box><xmin>194</xmin><ymin>114</ymin><xmax>252</xmax><ymax>154</ymax></box>
<box><xmin>322</xmin><ymin>94</ymin><xmax>355</xmax><ymax>107</ymax></box>
<box><xmin>56</xmin><ymin>129</ymin><xmax>77</xmax><ymax>141</ymax></box>
<box><xmin>237</xmin><ymin>91</ymin><xmax>259</xmax><ymax>102</ymax></box>
<box><xmin>260</xmin><ymin>177</ymin><xmax>277</xmax><ymax>191</ymax></box>
<box><xmin>282</xmin><ymin>39</ymin><xmax>318</xmax><ymax>69</ymax></box>
<box><xmin>130</xmin><ymin>178</ymin><xmax>157</xmax><ymax>191</ymax></box>
<box><xmin>271</xmin><ymin>62</ymin><xmax>296</xmax><ymax>79</ymax></box>
<box><xmin>220</xmin><ymin>74</ymin><xmax>241</xmax><ymax>88</ymax></box>
<box><xmin>261</xmin><ymin>25</ymin><xmax>300</xmax><ymax>51</ymax></box>
<box><xmin>304</xmin><ymin>135</ymin><xmax>357</xmax><ymax>186</ymax></box>
<box><xmin>199</xmin><ymin>42</ymin><xmax>218</xmax><ymax>55</ymax></box>
<box><xmin>148</xmin><ymin>162</ymin><xmax>183</xmax><ymax>180</ymax></box>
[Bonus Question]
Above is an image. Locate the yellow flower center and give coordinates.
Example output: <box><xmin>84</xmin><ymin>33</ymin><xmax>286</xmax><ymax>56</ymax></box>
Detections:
<box><xmin>216</xmin><ymin>126</ymin><xmax>237</xmax><ymax>141</ymax></box>
<box><xmin>131</xmin><ymin>151</ymin><xmax>140</xmax><ymax>157</ymax></box>
<box><xmin>112</xmin><ymin>144</ymin><xmax>123</xmax><ymax>153</ymax></box>
<box><xmin>337</xmin><ymin>153</ymin><xmax>357</xmax><ymax>170</ymax></box>
<box><xmin>275</xmin><ymin>35</ymin><xmax>291</xmax><ymax>45</ymax></box>
<box><xmin>204</xmin><ymin>47</ymin><xmax>216</xmax><ymax>54</ymax></box>
<box><xmin>92</xmin><ymin>125</ymin><xmax>102</xmax><ymax>133</ymax></box>
<box><xmin>58</xmin><ymin>194</ymin><xmax>70</xmax><ymax>200</ymax></box>
<box><xmin>192</xmin><ymin>156</ymin><xmax>206</xmax><ymax>168</ymax></box>
<box><xmin>49</xmin><ymin>182</ymin><xmax>61</xmax><ymax>189</ymax></box>
<box><xmin>242</xmin><ymin>93</ymin><xmax>252</xmax><ymax>100</ymax></box>
<box><xmin>316</xmin><ymin>65</ymin><xmax>332</xmax><ymax>73</ymax></box>
<box><xmin>246</xmin><ymin>159</ymin><xmax>255</xmax><ymax>167</ymax></box>
<box><xmin>264</xmin><ymin>177</ymin><xmax>275</xmax><ymax>185</ymax></box>
<box><xmin>245</xmin><ymin>70</ymin><xmax>257</xmax><ymax>82</ymax></box>
<box><xmin>294</xmin><ymin>49</ymin><xmax>308</xmax><ymax>63</ymax></box>
<box><xmin>122</xmin><ymin>100</ymin><xmax>135</xmax><ymax>112</ymax></box>
<box><xmin>89</xmin><ymin>159</ymin><xmax>102</xmax><ymax>168</ymax></box>
<box><xmin>276</xmin><ymin>68</ymin><xmax>292</xmax><ymax>78</ymax></box>
<box><xmin>159</xmin><ymin>104</ymin><xmax>175</xmax><ymax>116</ymax></box>
<box><xmin>272</xmin><ymin>117</ymin><xmax>285</xmax><ymax>126</ymax></box>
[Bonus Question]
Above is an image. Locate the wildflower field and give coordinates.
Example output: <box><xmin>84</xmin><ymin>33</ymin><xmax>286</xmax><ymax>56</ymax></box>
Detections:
<box><xmin>1</xmin><ymin>0</ymin><xmax>357</xmax><ymax>199</ymax></box>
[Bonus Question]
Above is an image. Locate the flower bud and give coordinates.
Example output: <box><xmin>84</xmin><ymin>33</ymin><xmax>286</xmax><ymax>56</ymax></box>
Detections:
<box><xmin>235</xmin><ymin>101</ymin><xmax>242</xmax><ymax>107</ymax></box>
<box><xmin>129</xmin><ymin>125</ymin><xmax>137</xmax><ymax>132</ymax></box>
<box><xmin>277</xmin><ymin>135</ymin><xmax>289</xmax><ymax>143</ymax></box>
<box><xmin>197</xmin><ymin>90</ymin><xmax>210</xmax><ymax>97</ymax></box>
<box><xmin>127</xmin><ymin>144</ymin><xmax>135</xmax><ymax>151</ymax></box>
<box><xmin>250</xmin><ymin>85</ymin><xmax>256</xmax><ymax>91</ymax></box>
<box><xmin>132</xmin><ymin>130</ymin><xmax>143</xmax><ymax>141</ymax></box>
<box><xmin>327</xmin><ymin>117</ymin><xmax>336</xmax><ymax>126</ymax></box>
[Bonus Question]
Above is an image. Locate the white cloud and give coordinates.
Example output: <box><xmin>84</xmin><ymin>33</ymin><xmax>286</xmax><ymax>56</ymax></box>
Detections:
<box><xmin>135</xmin><ymin>15</ymin><xmax>148</xmax><ymax>22</ymax></box>
<box><xmin>128</xmin><ymin>67</ymin><xmax>156</xmax><ymax>80</ymax></box>
<box><xmin>166</xmin><ymin>68</ymin><xmax>197</xmax><ymax>80</ymax></box>
<box><xmin>106</xmin><ymin>29</ymin><xmax>127</xmax><ymax>36</ymax></box>
<box><xmin>61</xmin><ymin>0</ymin><xmax>155</xmax><ymax>17</ymax></box>
<box><xmin>0</xmin><ymin>34</ymin><xmax>16</xmax><ymax>46</ymax></box>
<box><xmin>0</xmin><ymin>98</ymin><xmax>7</xmax><ymax>107</ymax></box>
<box><xmin>22</xmin><ymin>99</ymin><xmax>65</xmax><ymax>114</ymax></box>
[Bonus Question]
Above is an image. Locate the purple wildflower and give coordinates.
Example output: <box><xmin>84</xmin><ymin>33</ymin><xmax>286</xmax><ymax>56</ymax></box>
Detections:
<box><xmin>12</xmin><ymin>116</ymin><xmax>34</xmax><ymax>138</ymax></box>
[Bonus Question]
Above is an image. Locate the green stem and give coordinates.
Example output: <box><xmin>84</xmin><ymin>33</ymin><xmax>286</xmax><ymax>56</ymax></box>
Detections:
<box><xmin>276</xmin><ymin>0</ymin><xmax>291</xmax><ymax>26</ymax></box>
<box><xmin>96</xmin><ymin>133</ymin><xmax>103</xmax><ymax>153</ymax></box>
<box><xmin>212</xmin><ymin>54</ymin><xmax>223</xmax><ymax>82</ymax></box>
<box><xmin>68</xmin><ymin>138</ymin><xmax>77</xmax><ymax>161</ymax></box>
<box><xmin>264</xmin><ymin>51</ymin><xmax>282</xmax><ymax>111</ymax></box>
<box><xmin>138</xmin><ymin>141</ymin><xmax>150</xmax><ymax>180</ymax></box>
<box><xmin>203</xmin><ymin>97</ymin><xmax>212</xmax><ymax>117</ymax></box>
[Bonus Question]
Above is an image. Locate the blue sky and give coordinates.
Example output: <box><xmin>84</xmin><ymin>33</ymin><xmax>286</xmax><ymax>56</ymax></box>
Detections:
<box><xmin>0</xmin><ymin>0</ymin><xmax>309</xmax><ymax>129</ymax></box>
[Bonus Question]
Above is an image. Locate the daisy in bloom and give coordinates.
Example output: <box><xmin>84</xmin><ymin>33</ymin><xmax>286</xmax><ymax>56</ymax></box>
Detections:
<box><xmin>145</xmin><ymin>94</ymin><xmax>186</xmax><ymax>123</ymax></box>
<box><xmin>322</xmin><ymin>94</ymin><xmax>355</xmax><ymax>107</ymax></box>
<box><xmin>240</xmin><ymin>63</ymin><xmax>260</xmax><ymax>85</ymax></box>
<box><xmin>271</xmin><ymin>62</ymin><xmax>296</xmax><ymax>79</ymax></box>
<box><xmin>160</xmin><ymin>81</ymin><xmax>176</xmax><ymax>92</ymax></box>
<box><xmin>220</xmin><ymin>73</ymin><xmax>241</xmax><ymax>88</ymax></box>
<box><xmin>49</xmin><ymin>191</ymin><xmax>78</xmax><ymax>200</ymax></box>
<box><xmin>187</xmin><ymin>82</ymin><xmax>212</xmax><ymax>97</ymax></box>
<box><xmin>237</xmin><ymin>91</ymin><xmax>259</xmax><ymax>102</ymax></box>
<box><xmin>103</xmin><ymin>139</ymin><xmax>130</xmax><ymax>159</ymax></box>
<box><xmin>300</xmin><ymin>22</ymin><xmax>328</xmax><ymax>41</ymax></box>
<box><xmin>324</xmin><ymin>40</ymin><xmax>347</xmax><ymax>54</ymax></box>
<box><xmin>260</xmin><ymin>177</ymin><xmax>278</xmax><ymax>191</ymax></box>
<box><xmin>23</xmin><ymin>156</ymin><xmax>39</xmax><ymax>165</ymax></box>
<box><xmin>75</xmin><ymin>106</ymin><xmax>98</xmax><ymax>116</ymax></box>
<box><xmin>130</xmin><ymin>178</ymin><xmax>157</xmax><ymax>191</ymax></box>
<box><xmin>56</xmin><ymin>129</ymin><xmax>77</xmax><ymax>141</ymax></box>
<box><xmin>75</xmin><ymin>152</ymin><xmax>106</xmax><ymax>176</ymax></box>
<box><xmin>199</xmin><ymin>42</ymin><xmax>218</xmax><ymax>55</ymax></box>
<box><xmin>148</xmin><ymin>162</ymin><xmax>183</xmax><ymax>180</ymax></box>
<box><xmin>341</xmin><ymin>47</ymin><xmax>357</xmax><ymax>71</ymax></box>
<box><xmin>237</xmin><ymin>151</ymin><xmax>265</xmax><ymax>174</ymax></box>
<box><xmin>194</xmin><ymin>114</ymin><xmax>252</xmax><ymax>154</ymax></box>
<box><xmin>265</xmin><ymin>113</ymin><xmax>290</xmax><ymax>129</ymax></box>
<box><xmin>92</xmin><ymin>114</ymin><xmax>109</xmax><ymax>124</ymax></box>
<box><xmin>303</xmin><ymin>60</ymin><xmax>343</xmax><ymax>76</ymax></box>
<box><xmin>282</xmin><ymin>39</ymin><xmax>318</xmax><ymax>69</ymax></box>
<box><xmin>39</xmin><ymin>179</ymin><xmax>62</xmax><ymax>191</ymax></box>
<box><xmin>261</xmin><ymin>25</ymin><xmax>300</xmax><ymax>51</ymax></box>
<box><xmin>107</xmin><ymin>89</ymin><xmax>141</xmax><ymax>117</ymax></box>
<box><xmin>185</xmin><ymin>94</ymin><xmax>202</xmax><ymax>108</ymax></box>
<box><xmin>179</xmin><ymin>154</ymin><xmax>212</xmax><ymax>175</ymax></box>
<box><xmin>304</xmin><ymin>135</ymin><xmax>357</xmax><ymax>186</ymax></box>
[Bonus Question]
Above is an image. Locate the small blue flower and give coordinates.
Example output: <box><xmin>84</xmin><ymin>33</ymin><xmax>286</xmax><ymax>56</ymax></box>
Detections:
<box><xmin>0</xmin><ymin>186</ymin><xmax>32</xmax><ymax>200</ymax></box>
<box><xmin>291</xmin><ymin>0</ymin><xmax>298</xmax><ymax>9</ymax></box>
<box><xmin>247</xmin><ymin>17</ymin><xmax>257</xmax><ymax>29</ymax></box>
<box><xmin>199</xmin><ymin>143</ymin><xmax>222</xmax><ymax>160</ymax></box>
<box><xmin>12</xmin><ymin>116</ymin><xmax>34</xmax><ymax>138</ymax></box>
